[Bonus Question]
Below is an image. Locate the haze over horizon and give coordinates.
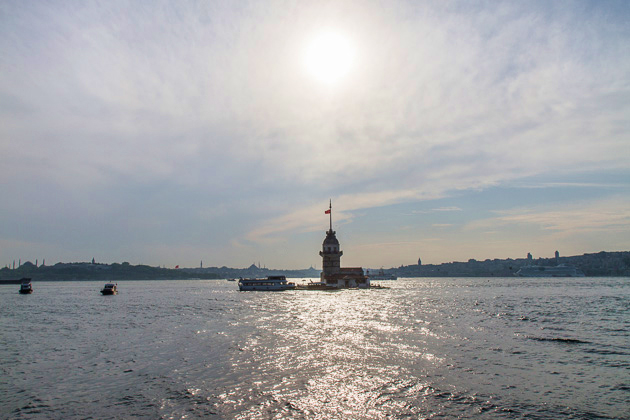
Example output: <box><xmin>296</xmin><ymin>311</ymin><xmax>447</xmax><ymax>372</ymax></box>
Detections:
<box><xmin>2</xmin><ymin>1</ymin><xmax>629</xmax><ymax>269</ymax></box>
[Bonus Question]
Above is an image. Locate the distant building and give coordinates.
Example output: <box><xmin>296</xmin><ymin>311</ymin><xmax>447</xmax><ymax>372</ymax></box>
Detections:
<box><xmin>418</xmin><ymin>257</ymin><xmax>422</xmax><ymax>266</ymax></box>
<box><xmin>319</xmin><ymin>201</ymin><xmax>369</xmax><ymax>288</ymax></box>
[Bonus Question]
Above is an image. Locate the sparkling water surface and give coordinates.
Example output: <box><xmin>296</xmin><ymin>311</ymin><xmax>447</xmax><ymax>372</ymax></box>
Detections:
<box><xmin>1</xmin><ymin>277</ymin><xmax>628</xmax><ymax>419</ymax></box>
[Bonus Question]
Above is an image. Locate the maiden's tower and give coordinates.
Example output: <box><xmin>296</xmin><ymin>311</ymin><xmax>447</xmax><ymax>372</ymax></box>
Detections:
<box><xmin>319</xmin><ymin>201</ymin><xmax>369</xmax><ymax>288</ymax></box>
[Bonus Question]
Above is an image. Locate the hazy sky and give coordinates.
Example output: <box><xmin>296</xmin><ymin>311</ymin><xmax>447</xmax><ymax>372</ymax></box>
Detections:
<box><xmin>1</xmin><ymin>0</ymin><xmax>629</xmax><ymax>269</ymax></box>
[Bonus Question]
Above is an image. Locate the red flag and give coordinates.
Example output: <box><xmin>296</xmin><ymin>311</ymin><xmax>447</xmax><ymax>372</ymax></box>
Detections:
<box><xmin>325</xmin><ymin>209</ymin><xmax>331</xmax><ymax>214</ymax></box>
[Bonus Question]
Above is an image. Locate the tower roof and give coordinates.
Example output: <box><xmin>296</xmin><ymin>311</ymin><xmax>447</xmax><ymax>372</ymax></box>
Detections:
<box><xmin>322</xmin><ymin>229</ymin><xmax>339</xmax><ymax>246</ymax></box>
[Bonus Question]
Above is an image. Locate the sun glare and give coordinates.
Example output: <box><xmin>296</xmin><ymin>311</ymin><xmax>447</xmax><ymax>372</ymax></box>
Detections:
<box><xmin>304</xmin><ymin>31</ymin><xmax>354</xmax><ymax>85</ymax></box>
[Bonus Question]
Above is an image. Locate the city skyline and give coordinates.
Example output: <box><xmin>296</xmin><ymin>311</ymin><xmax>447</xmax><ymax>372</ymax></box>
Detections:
<box><xmin>1</xmin><ymin>1</ymin><xmax>629</xmax><ymax>269</ymax></box>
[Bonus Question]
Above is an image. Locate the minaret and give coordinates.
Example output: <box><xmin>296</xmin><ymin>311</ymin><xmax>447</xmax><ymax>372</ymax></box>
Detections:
<box><xmin>319</xmin><ymin>200</ymin><xmax>342</xmax><ymax>284</ymax></box>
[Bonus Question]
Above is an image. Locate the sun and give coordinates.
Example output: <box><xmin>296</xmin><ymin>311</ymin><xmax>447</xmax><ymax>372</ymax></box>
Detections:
<box><xmin>304</xmin><ymin>31</ymin><xmax>354</xmax><ymax>85</ymax></box>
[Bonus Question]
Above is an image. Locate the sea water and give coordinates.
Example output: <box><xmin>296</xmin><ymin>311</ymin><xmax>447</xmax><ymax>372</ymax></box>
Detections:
<box><xmin>1</xmin><ymin>277</ymin><xmax>628</xmax><ymax>419</ymax></box>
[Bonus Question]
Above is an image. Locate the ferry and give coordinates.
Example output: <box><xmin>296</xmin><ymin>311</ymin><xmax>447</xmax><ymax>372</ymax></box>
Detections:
<box><xmin>515</xmin><ymin>264</ymin><xmax>585</xmax><ymax>277</ymax></box>
<box><xmin>18</xmin><ymin>279</ymin><xmax>33</xmax><ymax>294</ymax></box>
<box><xmin>366</xmin><ymin>268</ymin><xmax>397</xmax><ymax>280</ymax></box>
<box><xmin>238</xmin><ymin>276</ymin><xmax>296</xmax><ymax>291</ymax></box>
<box><xmin>100</xmin><ymin>283</ymin><xmax>118</xmax><ymax>295</ymax></box>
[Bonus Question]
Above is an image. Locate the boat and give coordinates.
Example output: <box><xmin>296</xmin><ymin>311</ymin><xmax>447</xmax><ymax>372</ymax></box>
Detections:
<box><xmin>100</xmin><ymin>283</ymin><xmax>118</xmax><ymax>295</ymax></box>
<box><xmin>366</xmin><ymin>268</ymin><xmax>397</xmax><ymax>280</ymax></box>
<box><xmin>296</xmin><ymin>280</ymin><xmax>338</xmax><ymax>291</ymax></box>
<box><xmin>238</xmin><ymin>276</ymin><xmax>296</xmax><ymax>291</ymax></box>
<box><xmin>515</xmin><ymin>264</ymin><xmax>585</xmax><ymax>277</ymax></box>
<box><xmin>18</xmin><ymin>279</ymin><xmax>33</xmax><ymax>294</ymax></box>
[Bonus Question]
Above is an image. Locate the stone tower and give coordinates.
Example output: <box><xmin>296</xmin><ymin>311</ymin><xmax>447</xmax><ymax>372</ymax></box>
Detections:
<box><xmin>320</xmin><ymin>228</ymin><xmax>343</xmax><ymax>282</ymax></box>
<box><xmin>320</xmin><ymin>200</ymin><xmax>342</xmax><ymax>283</ymax></box>
<box><xmin>555</xmin><ymin>250</ymin><xmax>560</xmax><ymax>265</ymax></box>
<box><xmin>318</xmin><ymin>200</ymin><xmax>369</xmax><ymax>288</ymax></box>
<box><xmin>319</xmin><ymin>201</ymin><xmax>343</xmax><ymax>282</ymax></box>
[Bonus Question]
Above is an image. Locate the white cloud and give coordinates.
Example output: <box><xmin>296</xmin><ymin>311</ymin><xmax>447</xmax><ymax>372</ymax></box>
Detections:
<box><xmin>413</xmin><ymin>207</ymin><xmax>463</xmax><ymax>214</ymax></box>
<box><xmin>245</xmin><ymin>188</ymin><xmax>441</xmax><ymax>243</ymax></box>
<box><xmin>1</xmin><ymin>1</ymin><xmax>629</xmax><ymax>266</ymax></box>
<box><xmin>466</xmin><ymin>196</ymin><xmax>630</xmax><ymax>237</ymax></box>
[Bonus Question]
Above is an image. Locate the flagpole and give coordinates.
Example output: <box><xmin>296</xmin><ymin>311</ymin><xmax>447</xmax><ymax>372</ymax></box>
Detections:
<box><xmin>329</xmin><ymin>199</ymin><xmax>332</xmax><ymax>231</ymax></box>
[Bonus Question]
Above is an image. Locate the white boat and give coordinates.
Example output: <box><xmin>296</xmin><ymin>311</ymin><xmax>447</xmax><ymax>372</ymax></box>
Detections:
<box><xmin>366</xmin><ymin>269</ymin><xmax>397</xmax><ymax>280</ymax></box>
<box><xmin>238</xmin><ymin>276</ymin><xmax>296</xmax><ymax>291</ymax></box>
<box><xmin>515</xmin><ymin>264</ymin><xmax>585</xmax><ymax>277</ymax></box>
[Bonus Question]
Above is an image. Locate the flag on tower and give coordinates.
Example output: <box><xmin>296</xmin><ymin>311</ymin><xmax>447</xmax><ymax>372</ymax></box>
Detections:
<box><xmin>325</xmin><ymin>209</ymin><xmax>331</xmax><ymax>214</ymax></box>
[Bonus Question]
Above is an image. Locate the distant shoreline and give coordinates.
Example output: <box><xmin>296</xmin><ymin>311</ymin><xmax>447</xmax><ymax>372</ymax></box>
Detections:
<box><xmin>2</xmin><ymin>251</ymin><xmax>629</xmax><ymax>280</ymax></box>
<box><xmin>1</xmin><ymin>278</ymin><xmax>229</xmax><ymax>283</ymax></box>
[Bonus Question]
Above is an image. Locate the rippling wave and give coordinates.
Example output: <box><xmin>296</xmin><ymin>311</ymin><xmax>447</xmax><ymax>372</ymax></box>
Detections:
<box><xmin>1</xmin><ymin>277</ymin><xmax>628</xmax><ymax>419</ymax></box>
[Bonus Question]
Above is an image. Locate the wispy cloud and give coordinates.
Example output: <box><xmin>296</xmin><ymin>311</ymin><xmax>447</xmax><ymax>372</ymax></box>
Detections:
<box><xmin>513</xmin><ymin>182</ymin><xmax>628</xmax><ymax>189</ymax></box>
<box><xmin>1</xmin><ymin>1</ymin><xmax>628</xmax><ymax>266</ymax></box>
<box><xmin>246</xmin><ymin>188</ymin><xmax>441</xmax><ymax>243</ymax></box>
<box><xmin>466</xmin><ymin>196</ymin><xmax>630</xmax><ymax>236</ymax></box>
<box><xmin>413</xmin><ymin>207</ymin><xmax>463</xmax><ymax>214</ymax></box>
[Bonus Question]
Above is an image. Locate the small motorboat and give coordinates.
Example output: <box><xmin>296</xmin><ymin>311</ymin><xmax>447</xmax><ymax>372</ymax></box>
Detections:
<box><xmin>100</xmin><ymin>283</ymin><xmax>118</xmax><ymax>295</ymax></box>
<box><xmin>19</xmin><ymin>279</ymin><xmax>33</xmax><ymax>294</ymax></box>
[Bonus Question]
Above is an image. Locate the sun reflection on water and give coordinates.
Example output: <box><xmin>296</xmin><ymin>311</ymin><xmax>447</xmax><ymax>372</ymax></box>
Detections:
<box><xmin>5</xmin><ymin>279</ymin><xmax>626</xmax><ymax>419</ymax></box>
<box><xmin>223</xmin><ymin>288</ymin><xmax>448</xmax><ymax>419</ymax></box>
